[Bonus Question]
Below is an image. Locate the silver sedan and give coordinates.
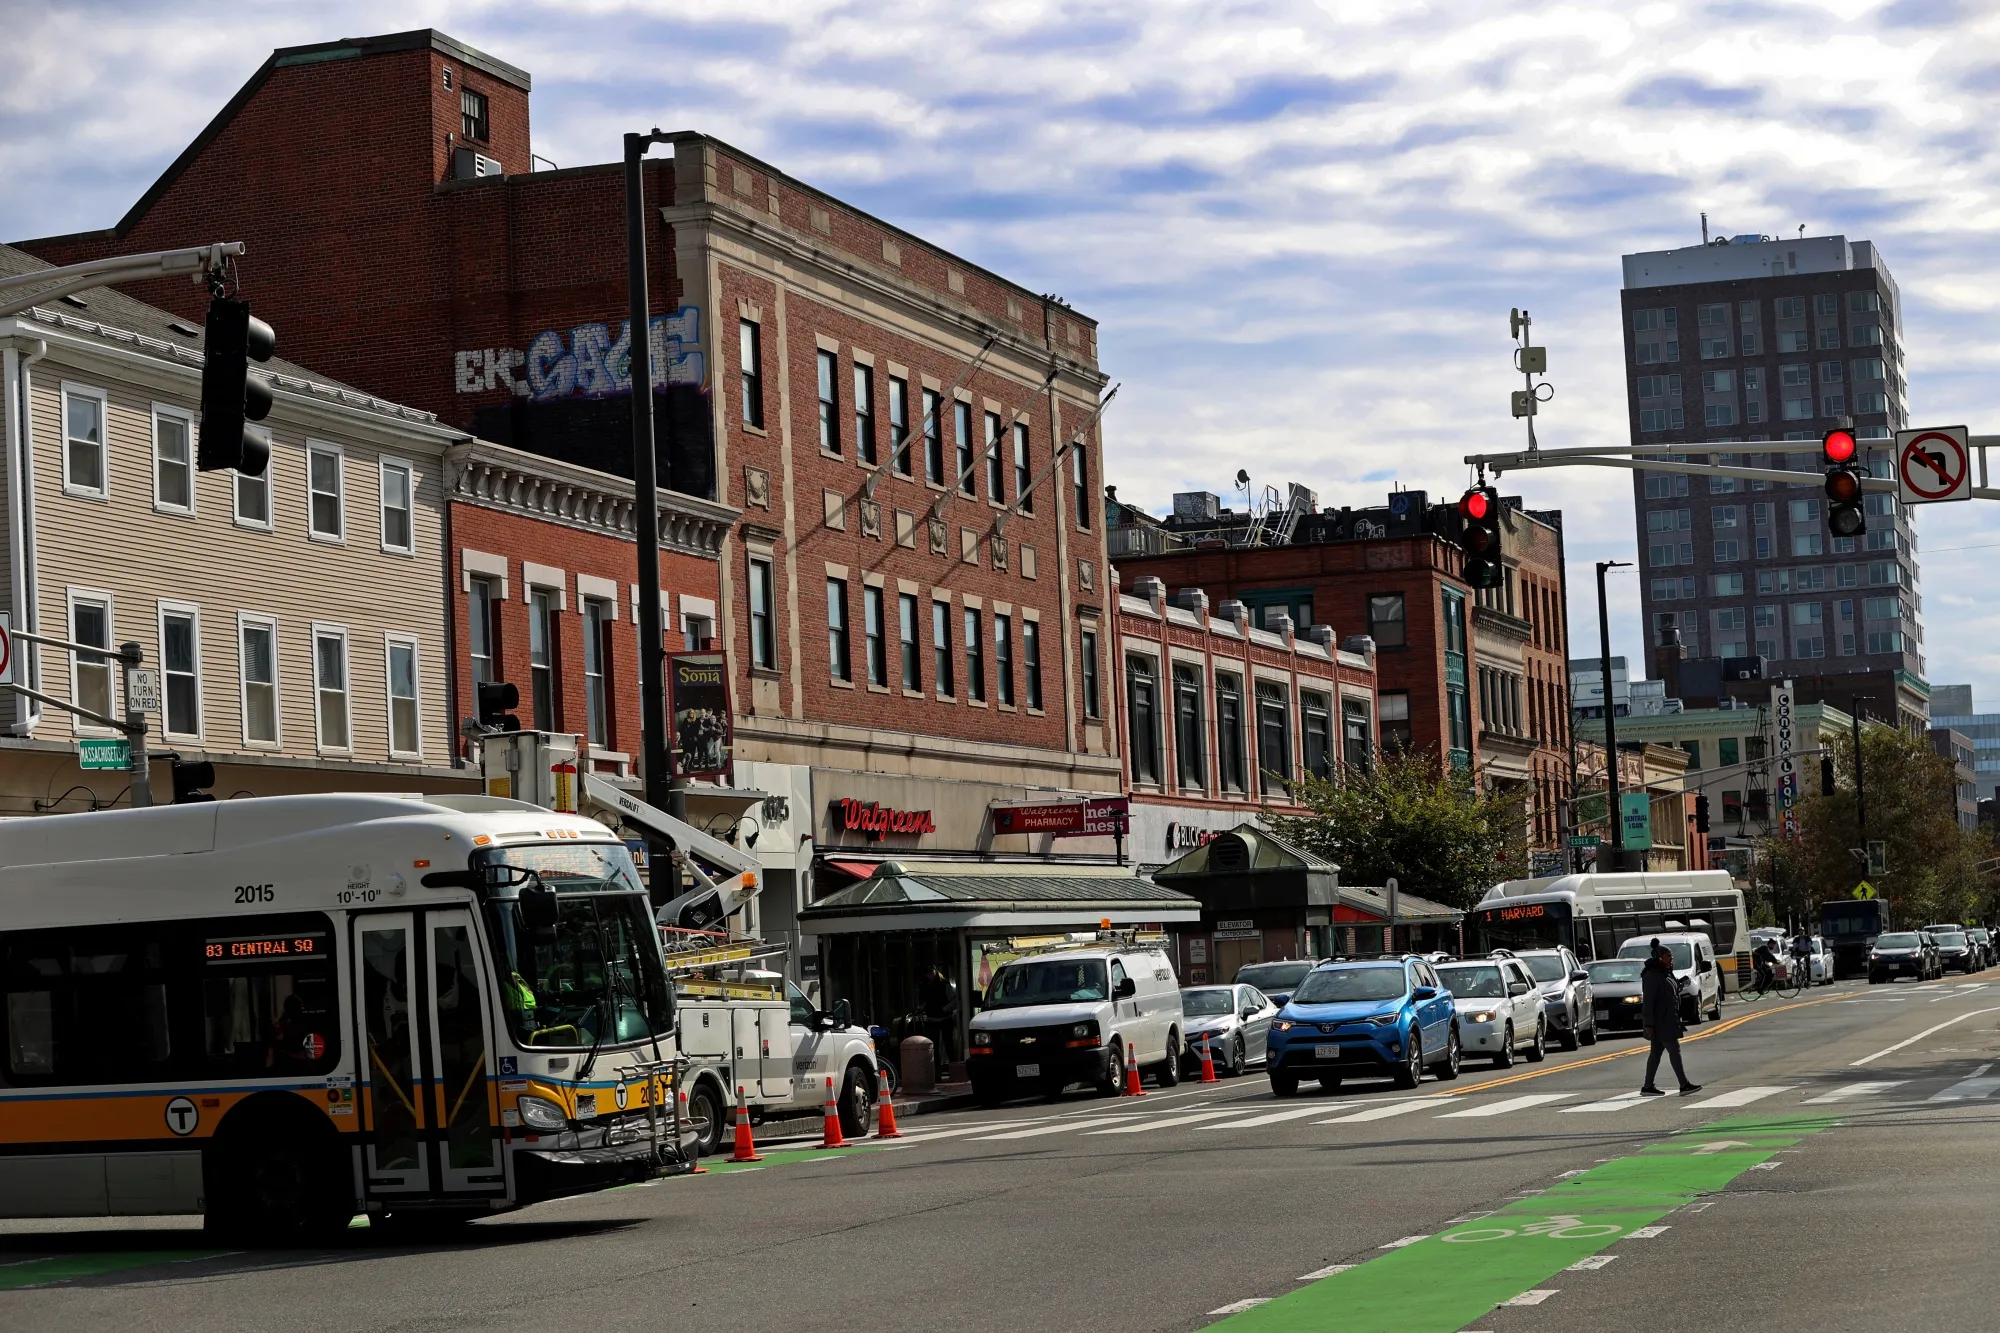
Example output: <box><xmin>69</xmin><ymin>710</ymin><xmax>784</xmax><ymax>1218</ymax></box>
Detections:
<box><xmin>1179</xmin><ymin>984</ymin><xmax>1276</xmax><ymax>1077</ymax></box>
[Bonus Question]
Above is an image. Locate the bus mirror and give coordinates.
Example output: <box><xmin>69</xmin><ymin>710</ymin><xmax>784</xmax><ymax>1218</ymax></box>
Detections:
<box><xmin>520</xmin><ymin>878</ymin><xmax>560</xmax><ymax>931</ymax></box>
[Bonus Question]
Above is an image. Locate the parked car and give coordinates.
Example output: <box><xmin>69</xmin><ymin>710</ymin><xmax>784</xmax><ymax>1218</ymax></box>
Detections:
<box><xmin>1868</xmin><ymin>931</ymin><xmax>1937</xmax><ymax>983</ymax></box>
<box><xmin>1807</xmin><ymin>935</ymin><xmax>1836</xmax><ymax>985</ymax></box>
<box><xmin>1233</xmin><ymin>959</ymin><xmax>1318</xmax><ymax>1007</ymax></box>
<box><xmin>1179</xmin><ymin>984</ymin><xmax>1277</xmax><ymax>1076</ymax></box>
<box><xmin>1510</xmin><ymin>946</ymin><xmax>1597</xmax><ymax>1048</ymax></box>
<box><xmin>1436</xmin><ymin>958</ymin><xmax>1545</xmax><ymax>1066</ymax></box>
<box><xmin>1969</xmin><ymin>928</ymin><xmax>1995</xmax><ymax>970</ymax></box>
<box><xmin>1265</xmin><ymin>956</ymin><xmax>1461</xmax><ymax>1096</ymax></box>
<box><xmin>1585</xmin><ymin>958</ymin><xmax>1647</xmax><ymax>1033</ymax></box>
<box><xmin>1929</xmin><ymin>928</ymin><xmax>1977</xmax><ymax>974</ymax></box>
<box><xmin>968</xmin><ymin>945</ymin><xmax>1184</xmax><ymax>1106</ymax></box>
<box><xmin>1616</xmin><ymin>933</ymin><xmax>1723</xmax><ymax>1023</ymax></box>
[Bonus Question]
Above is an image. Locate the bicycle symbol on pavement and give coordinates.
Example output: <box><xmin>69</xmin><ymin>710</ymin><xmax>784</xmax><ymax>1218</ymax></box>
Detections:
<box><xmin>1440</xmin><ymin>1214</ymin><xmax>1622</xmax><ymax>1243</ymax></box>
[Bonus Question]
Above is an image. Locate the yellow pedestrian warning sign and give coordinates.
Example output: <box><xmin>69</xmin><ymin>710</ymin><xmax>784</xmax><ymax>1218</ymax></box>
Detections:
<box><xmin>1852</xmin><ymin>881</ymin><xmax>1878</xmax><ymax>900</ymax></box>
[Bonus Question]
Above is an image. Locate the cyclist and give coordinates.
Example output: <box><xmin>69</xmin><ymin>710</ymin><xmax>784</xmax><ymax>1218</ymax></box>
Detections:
<box><xmin>1751</xmin><ymin>938</ymin><xmax>1779</xmax><ymax>996</ymax></box>
<box><xmin>1790</xmin><ymin>930</ymin><xmax>1815</xmax><ymax>986</ymax></box>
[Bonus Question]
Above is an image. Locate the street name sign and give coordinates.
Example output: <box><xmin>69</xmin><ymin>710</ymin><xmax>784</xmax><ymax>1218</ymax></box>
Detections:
<box><xmin>78</xmin><ymin>737</ymin><xmax>130</xmax><ymax>770</ymax></box>
<box><xmin>1895</xmin><ymin>426</ymin><xmax>1971</xmax><ymax>505</ymax></box>
<box><xmin>1567</xmin><ymin>834</ymin><xmax>1601</xmax><ymax>848</ymax></box>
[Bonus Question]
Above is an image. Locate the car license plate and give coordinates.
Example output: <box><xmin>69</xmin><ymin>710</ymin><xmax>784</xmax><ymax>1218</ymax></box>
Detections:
<box><xmin>1015</xmin><ymin>1063</ymin><xmax>1040</xmax><ymax>1078</ymax></box>
<box><xmin>1594</xmin><ymin>1008</ymin><xmax>1609</xmax><ymax>1020</ymax></box>
<box><xmin>1314</xmin><ymin>1044</ymin><xmax>1340</xmax><ymax>1060</ymax></box>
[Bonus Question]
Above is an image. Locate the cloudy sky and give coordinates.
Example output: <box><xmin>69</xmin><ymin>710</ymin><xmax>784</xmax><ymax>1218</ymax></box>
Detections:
<box><xmin>7</xmin><ymin>0</ymin><xmax>2000</xmax><ymax>706</ymax></box>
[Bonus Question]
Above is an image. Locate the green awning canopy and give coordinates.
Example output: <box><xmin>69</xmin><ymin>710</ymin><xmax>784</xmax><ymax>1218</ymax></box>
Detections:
<box><xmin>799</xmin><ymin>860</ymin><xmax>1201</xmax><ymax>934</ymax></box>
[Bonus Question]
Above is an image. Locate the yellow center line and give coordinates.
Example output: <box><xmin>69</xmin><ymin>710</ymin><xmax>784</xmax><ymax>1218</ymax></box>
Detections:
<box><xmin>1428</xmin><ymin>990</ymin><xmax>1856</xmax><ymax>1098</ymax></box>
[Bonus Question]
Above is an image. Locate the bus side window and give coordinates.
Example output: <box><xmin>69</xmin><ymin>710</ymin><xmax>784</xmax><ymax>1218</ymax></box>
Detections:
<box><xmin>199</xmin><ymin>915</ymin><xmax>340</xmax><ymax>1077</ymax></box>
<box><xmin>2</xmin><ymin>929</ymin><xmax>172</xmax><ymax>1085</ymax></box>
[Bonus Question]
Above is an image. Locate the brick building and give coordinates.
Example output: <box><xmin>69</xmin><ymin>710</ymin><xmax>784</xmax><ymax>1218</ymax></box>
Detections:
<box><xmin>13</xmin><ymin>28</ymin><xmax>1122</xmax><ymax>985</ymax></box>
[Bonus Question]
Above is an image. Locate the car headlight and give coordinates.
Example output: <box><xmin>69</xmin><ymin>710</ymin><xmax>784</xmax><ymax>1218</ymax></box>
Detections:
<box><xmin>517</xmin><ymin>1095</ymin><xmax>568</xmax><ymax>1131</ymax></box>
<box><xmin>1469</xmin><ymin>1011</ymin><xmax>1494</xmax><ymax>1024</ymax></box>
<box><xmin>970</xmin><ymin>1031</ymin><xmax>991</xmax><ymax>1046</ymax></box>
<box><xmin>1274</xmin><ymin>1019</ymin><xmax>1295</xmax><ymax>1032</ymax></box>
<box><xmin>1071</xmin><ymin>1022</ymin><xmax>1093</xmax><ymax>1038</ymax></box>
<box><xmin>1366</xmin><ymin>1014</ymin><xmax>1400</xmax><ymax>1027</ymax></box>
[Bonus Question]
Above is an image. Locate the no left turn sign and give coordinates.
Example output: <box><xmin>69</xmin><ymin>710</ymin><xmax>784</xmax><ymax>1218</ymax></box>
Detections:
<box><xmin>0</xmin><ymin>616</ymin><xmax>11</xmax><ymax>684</ymax></box>
<box><xmin>1896</xmin><ymin>425</ymin><xmax>1971</xmax><ymax>504</ymax></box>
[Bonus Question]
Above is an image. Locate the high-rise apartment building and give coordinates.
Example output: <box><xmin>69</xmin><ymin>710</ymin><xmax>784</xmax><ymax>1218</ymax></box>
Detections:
<box><xmin>1619</xmin><ymin>235</ymin><xmax>1922</xmax><ymax>687</ymax></box>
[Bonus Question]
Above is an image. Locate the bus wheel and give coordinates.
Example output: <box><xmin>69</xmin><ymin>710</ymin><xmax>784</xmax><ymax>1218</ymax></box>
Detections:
<box><xmin>205</xmin><ymin>1109</ymin><xmax>350</xmax><ymax>1246</ymax></box>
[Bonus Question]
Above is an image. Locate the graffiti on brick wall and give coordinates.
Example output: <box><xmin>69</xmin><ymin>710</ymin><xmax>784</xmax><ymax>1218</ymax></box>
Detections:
<box><xmin>454</xmin><ymin>307</ymin><xmax>705</xmax><ymax>401</ymax></box>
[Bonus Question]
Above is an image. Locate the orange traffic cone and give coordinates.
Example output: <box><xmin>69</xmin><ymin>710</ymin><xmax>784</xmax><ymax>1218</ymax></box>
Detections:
<box><xmin>818</xmin><ymin>1075</ymin><xmax>849</xmax><ymax>1148</ymax></box>
<box><xmin>1199</xmin><ymin>1034</ymin><xmax>1217</xmax><ymax>1084</ymax></box>
<box><xmin>1124</xmin><ymin>1043</ymin><xmax>1146</xmax><ymax>1097</ymax></box>
<box><xmin>678</xmin><ymin>1089</ymin><xmax>707</xmax><ymax>1173</ymax></box>
<box><xmin>875</xmin><ymin>1067</ymin><xmax>903</xmax><ymax>1139</ymax></box>
<box><xmin>730</xmin><ymin>1084</ymin><xmax>763</xmax><ymax>1162</ymax></box>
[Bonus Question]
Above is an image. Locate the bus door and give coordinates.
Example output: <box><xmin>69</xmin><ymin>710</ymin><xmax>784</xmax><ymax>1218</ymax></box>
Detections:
<box><xmin>352</xmin><ymin>910</ymin><xmax>506</xmax><ymax>1203</ymax></box>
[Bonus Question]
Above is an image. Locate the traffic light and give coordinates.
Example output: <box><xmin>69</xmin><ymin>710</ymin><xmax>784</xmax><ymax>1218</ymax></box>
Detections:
<box><xmin>1694</xmin><ymin>793</ymin><xmax>1710</xmax><ymax>834</ymax></box>
<box><xmin>1821</xmin><ymin>754</ymin><xmax>1837</xmax><ymax>798</ymax></box>
<box><xmin>170</xmin><ymin>757</ymin><xmax>216</xmax><ymax>804</ymax></box>
<box><xmin>1456</xmin><ymin>485</ymin><xmax>1503</xmax><ymax>589</ymax></box>
<box><xmin>476</xmin><ymin>681</ymin><xmax>521</xmax><ymax>732</ymax></box>
<box><xmin>199</xmin><ymin>294</ymin><xmax>275</xmax><ymax>477</ymax></box>
<box><xmin>1822</xmin><ymin>427</ymin><xmax>1865</xmax><ymax>538</ymax></box>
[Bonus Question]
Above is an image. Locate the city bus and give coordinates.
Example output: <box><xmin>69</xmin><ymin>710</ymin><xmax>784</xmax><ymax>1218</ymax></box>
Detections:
<box><xmin>0</xmin><ymin>792</ymin><xmax>684</xmax><ymax>1242</ymax></box>
<box><xmin>1468</xmin><ymin>871</ymin><xmax>1751</xmax><ymax>993</ymax></box>
<box><xmin>1820</xmin><ymin>898</ymin><xmax>1892</xmax><ymax>980</ymax></box>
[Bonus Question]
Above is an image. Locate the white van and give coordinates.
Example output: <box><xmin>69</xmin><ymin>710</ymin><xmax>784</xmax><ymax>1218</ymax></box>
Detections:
<box><xmin>1616</xmin><ymin>932</ymin><xmax>1723</xmax><ymax>1024</ymax></box>
<box><xmin>967</xmin><ymin>945</ymin><xmax>1184</xmax><ymax>1105</ymax></box>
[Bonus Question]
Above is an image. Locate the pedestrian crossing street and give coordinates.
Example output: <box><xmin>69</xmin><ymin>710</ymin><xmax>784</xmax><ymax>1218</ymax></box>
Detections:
<box><xmin>882</xmin><ymin>1070</ymin><xmax>2000</xmax><ymax>1153</ymax></box>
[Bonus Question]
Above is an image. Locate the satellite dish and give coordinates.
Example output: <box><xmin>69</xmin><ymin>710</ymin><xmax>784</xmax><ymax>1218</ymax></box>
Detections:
<box><xmin>1235</xmin><ymin>469</ymin><xmax>1250</xmax><ymax>488</ymax></box>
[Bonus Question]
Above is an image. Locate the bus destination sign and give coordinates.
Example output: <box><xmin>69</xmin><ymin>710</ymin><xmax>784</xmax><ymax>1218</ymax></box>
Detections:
<box><xmin>205</xmin><ymin>934</ymin><xmax>324</xmax><ymax>963</ymax></box>
<box><xmin>1487</xmin><ymin>903</ymin><xmax>1548</xmax><ymax>922</ymax></box>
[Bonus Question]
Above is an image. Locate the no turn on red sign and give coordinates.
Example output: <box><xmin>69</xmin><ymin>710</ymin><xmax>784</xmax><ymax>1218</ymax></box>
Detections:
<box><xmin>1896</xmin><ymin>425</ymin><xmax>1972</xmax><ymax>504</ymax></box>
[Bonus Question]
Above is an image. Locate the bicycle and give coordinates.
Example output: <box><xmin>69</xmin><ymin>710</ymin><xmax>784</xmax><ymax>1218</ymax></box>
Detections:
<box><xmin>1742</xmin><ymin>962</ymin><xmax>1806</xmax><ymax>1002</ymax></box>
<box><xmin>1441</xmin><ymin>1214</ymin><xmax>1623</xmax><ymax>1243</ymax></box>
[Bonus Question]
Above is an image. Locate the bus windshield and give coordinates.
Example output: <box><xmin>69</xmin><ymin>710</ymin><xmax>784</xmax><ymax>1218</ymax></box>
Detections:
<box><xmin>477</xmin><ymin>845</ymin><xmax>674</xmax><ymax>1050</ymax></box>
<box><xmin>1469</xmin><ymin>900</ymin><xmax>1573</xmax><ymax>955</ymax></box>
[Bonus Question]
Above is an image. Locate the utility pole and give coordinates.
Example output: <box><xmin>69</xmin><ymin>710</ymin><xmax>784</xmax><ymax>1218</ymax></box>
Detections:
<box><xmin>120</xmin><ymin>643</ymin><xmax>152</xmax><ymax>808</ymax></box>
<box><xmin>1851</xmin><ymin>694</ymin><xmax>1873</xmax><ymax>858</ymax></box>
<box><xmin>1597</xmin><ymin>560</ymin><xmax>1631</xmax><ymax>871</ymax></box>
<box><xmin>623</xmin><ymin>128</ymin><xmax>681</xmax><ymax>825</ymax></box>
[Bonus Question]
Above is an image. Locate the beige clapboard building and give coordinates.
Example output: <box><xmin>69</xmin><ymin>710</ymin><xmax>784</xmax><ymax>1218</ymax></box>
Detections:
<box><xmin>0</xmin><ymin>245</ymin><xmax>475</xmax><ymax>812</ymax></box>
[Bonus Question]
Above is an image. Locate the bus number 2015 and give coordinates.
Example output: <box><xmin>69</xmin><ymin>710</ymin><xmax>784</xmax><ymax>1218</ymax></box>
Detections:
<box><xmin>232</xmin><ymin>883</ymin><xmax>275</xmax><ymax>904</ymax></box>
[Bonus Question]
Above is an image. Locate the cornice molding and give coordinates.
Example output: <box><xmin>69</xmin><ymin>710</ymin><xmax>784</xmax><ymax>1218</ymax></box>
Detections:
<box><xmin>446</xmin><ymin>442</ymin><xmax>739</xmax><ymax>560</ymax></box>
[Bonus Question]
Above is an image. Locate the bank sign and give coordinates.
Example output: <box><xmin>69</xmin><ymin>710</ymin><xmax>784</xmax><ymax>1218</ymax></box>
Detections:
<box><xmin>453</xmin><ymin>307</ymin><xmax>705</xmax><ymax>401</ymax></box>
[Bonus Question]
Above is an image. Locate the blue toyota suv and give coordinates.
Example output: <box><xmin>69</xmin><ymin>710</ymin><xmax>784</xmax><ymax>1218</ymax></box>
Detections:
<box><xmin>1265</xmin><ymin>956</ymin><xmax>1461</xmax><ymax>1095</ymax></box>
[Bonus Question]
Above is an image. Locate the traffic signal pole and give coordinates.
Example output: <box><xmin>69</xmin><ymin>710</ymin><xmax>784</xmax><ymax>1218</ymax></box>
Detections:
<box><xmin>1466</xmin><ymin>437</ymin><xmax>2000</xmax><ymax>500</ymax></box>
<box><xmin>0</xmin><ymin>243</ymin><xmax>244</xmax><ymax>320</ymax></box>
<box><xmin>1596</xmin><ymin>560</ymin><xmax>1630</xmax><ymax>871</ymax></box>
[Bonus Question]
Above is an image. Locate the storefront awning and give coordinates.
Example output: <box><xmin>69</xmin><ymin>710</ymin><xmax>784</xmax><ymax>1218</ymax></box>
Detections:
<box><xmin>798</xmin><ymin>859</ymin><xmax>1201</xmax><ymax>934</ymax></box>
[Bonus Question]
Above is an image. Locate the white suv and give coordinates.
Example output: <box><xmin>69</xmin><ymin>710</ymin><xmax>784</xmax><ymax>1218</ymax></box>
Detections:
<box><xmin>1436</xmin><ymin>957</ymin><xmax>1547</xmax><ymax>1067</ymax></box>
<box><xmin>968</xmin><ymin>946</ymin><xmax>1184</xmax><ymax>1105</ymax></box>
<box><xmin>1617</xmin><ymin>932</ymin><xmax>1723</xmax><ymax>1024</ymax></box>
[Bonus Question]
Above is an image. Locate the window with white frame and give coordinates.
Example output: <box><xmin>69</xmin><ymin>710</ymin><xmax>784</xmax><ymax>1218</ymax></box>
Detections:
<box><xmin>467</xmin><ymin>575</ymin><xmax>499</xmax><ymax>685</ymax></box>
<box><xmin>583</xmin><ymin>598</ymin><xmax>610</xmax><ymax>747</ymax></box>
<box><xmin>307</xmin><ymin>444</ymin><xmax>343</xmax><ymax>539</ymax></box>
<box><xmin>239</xmin><ymin>615</ymin><xmax>279</xmax><ymax>746</ymax></box>
<box><xmin>69</xmin><ymin>592</ymin><xmax>114</xmax><ymax>725</ymax></box>
<box><xmin>379</xmin><ymin>458</ymin><xmax>414</xmax><ymax>553</ymax></box>
<box><xmin>159</xmin><ymin>604</ymin><xmax>201</xmax><ymax>738</ymax></box>
<box><xmin>314</xmin><ymin>627</ymin><xmax>351</xmax><ymax>749</ymax></box>
<box><xmin>153</xmin><ymin>406</ymin><xmax>194</xmax><ymax>513</ymax></box>
<box><xmin>386</xmin><ymin>635</ymin><xmax>421</xmax><ymax>757</ymax></box>
<box><xmin>234</xmin><ymin>465</ymin><xmax>271</xmax><ymax>528</ymax></box>
<box><xmin>63</xmin><ymin>386</ymin><xmax>107</xmax><ymax>497</ymax></box>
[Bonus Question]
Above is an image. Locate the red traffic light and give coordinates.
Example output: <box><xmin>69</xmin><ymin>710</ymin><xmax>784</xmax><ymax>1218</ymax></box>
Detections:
<box><xmin>1822</xmin><ymin>428</ymin><xmax>1857</xmax><ymax>466</ymax></box>
<box><xmin>1459</xmin><ymin>489</ymin><xmax>1490</xmax><ymax>520</ymax></box>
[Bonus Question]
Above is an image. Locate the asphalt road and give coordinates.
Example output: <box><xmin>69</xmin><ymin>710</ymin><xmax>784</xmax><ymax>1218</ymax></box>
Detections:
<box><xmin>9</xmin><ymin>974</ymin><xmax>2000</xmax><ymax>1333</ymax></box>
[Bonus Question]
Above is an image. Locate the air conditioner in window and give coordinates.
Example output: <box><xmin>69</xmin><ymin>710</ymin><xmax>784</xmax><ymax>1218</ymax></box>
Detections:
<box><xmin>451</xmin><ymin>148</ymin><xmax>504</xmax><ymax>180</ymax></box>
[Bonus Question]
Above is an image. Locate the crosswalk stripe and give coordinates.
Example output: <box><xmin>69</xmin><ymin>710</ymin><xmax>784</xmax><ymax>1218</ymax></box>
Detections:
<box><xmin>1314</xmin><ymin>1100</ymin><xmax>1443</xmax><ymax>1125</ymax></box>
<box><xmin>1560</xmin><ymin>1092</ymin><xmax>1654</xmax><ymax>1113</ymax></box>
<box><xmin>895</xmin><ymin>1121</ymin><xmax>1038</xmax><ymax>1142</ymax></box>
<box><xmin>1084</xmin><ymin>1109</ymin><xmax>1248</xmax><ymax>1135</ymax></box>
<box><xmin>974</xmin><ymin>1116</ymin><xmax>1143</xmax><ymax>1140</ymax></box>
<box><xmin>1800</xmin><ymin>1081</ymin><xmax>1905</xmax><ymax>1105</ymax></box>
<box><xmin>1197</xmin><ymin>1105</ymin><xmax>1352</xmax><ymax>1131</ymax></box>
<box><xmin>1929</xmin><ymin>1063</ymin><xmax>2000</xmax><ymax>1102</ymax></box>
<box><xmin>1437</xmin><ymin>1093</ymin><xmax>1575</xmax><ymax>1118</ymax></box>
<box><xmin>1688</xmin><ymin>1085</ymin><xmax>1793</xmax><ymax>1109</ymax></box>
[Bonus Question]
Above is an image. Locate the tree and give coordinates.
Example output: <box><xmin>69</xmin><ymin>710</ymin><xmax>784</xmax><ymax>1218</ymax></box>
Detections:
<box><xmin>1264</xmin><ymin>749</ymin><xmax>1529</xmax><ymax>910</ymax></box>
<box><xmin>1765</xmin><ymin>724</ymin><xmax>1988</xmax><ymax>929</ymax></box>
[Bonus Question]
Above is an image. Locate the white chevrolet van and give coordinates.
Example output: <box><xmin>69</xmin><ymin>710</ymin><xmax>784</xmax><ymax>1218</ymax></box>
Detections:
<box><xmin>967</xmin><ymin>945</ymin><xmax>1184</xmax><ymax>1106</ymax></box>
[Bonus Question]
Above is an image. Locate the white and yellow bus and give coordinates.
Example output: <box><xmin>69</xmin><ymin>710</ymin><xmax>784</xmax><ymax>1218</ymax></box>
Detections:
<box><xmin>0</xmin><ymin>791</ymin><xmax>682</xmax><ymax>1241</ymax></box>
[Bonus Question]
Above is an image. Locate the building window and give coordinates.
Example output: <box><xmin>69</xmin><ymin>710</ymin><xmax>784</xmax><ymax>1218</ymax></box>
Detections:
<box><xmin>387</xmin><ymin>636</ymin><xmax>421</xmax><ymax>757</ymax></box>
<box><xmin>1715</xmin><ymin>540</ymin><xmax>1741</xmax><ymax>562</ymax></box>
<box><xmin>1173</xmin><ymin>663</ymin><xmax>1205</xmax><ymax>790</ymax></box>
<box><xmin>70</xmin><ymin>594</ymin><xmax>113</xmax><ymax>724</ymax></box>
<box><xmin>817</xmin><ymin>351</ymin><xmax>840</xmax><ymax>455</ymax></box>
<box><xmin>240</xmin><ymin>616</ymin><xmax>278</xmax><ymax>745</ymax></box>
<box><xmin>933</xmin><ymin>599</ymin><xmax>955</xmax><ymax>697</ymax></box>
<box><xmin>1380</xmin><ymin>690</ymin><xmax>1412</xmax><ymax>751</ymax></box>
<box><xmin>1256</xmin><ymin>680</ymin><xmax>1292</xmax><ymax>796</ymax></box>
<box><xmin>1342</xmin><ymin>697</ymin><xmax>1372</xmax><ymax>773</ymax></box>
<box><xmin>63</xmin><ymin>386</ymin><xmax>106</xmax><ymax>497</ymax></box>
<box><xmin>923</xmin><ymin>389</ymin><xmax>944</xmax><ymax>485</ymax></box>
<box><xmin>1014</xmin><ymin>424</ymin><xmax>1033</xmax><ymax>514</ymax></box>
<box><xmin>739</xmin><ymin>320</ymin><xmax>764</xmax><ymax>428</ymax></box>
<box><xmin>529</xmin><ymin>588</ymin><xmax>559</xmax><ymax>728</ymax></box>
<box><xmin>307</xmin><ymin>444</ymin><xmax>343</xmax><ymax>540</ymax></box>
<box><xmin>852</xmin><ymin>363</ymin><xmax>875</xmax><ymax>465</ymax></box>
<box><xmin>865</xmin><ymin>585</ymin><xmax>888</xmax><ymax>687</ymax></box>
<box><xmin>153</xmin><ymin>407</ymin><xmax>194</xmax><ymax>513</ymax></box>
<box><xmin>889</xmin><ymin>375</ymin><xmax>910</xmax><ymax>475</ymax></box>
<box><xmin>994</xmin><ymin>612</ymin><xmax>1014</xmax><ymax>705</ymax></box>
<box><xmin>379</xmin><ymin>459</ymin><xmax>414</xmax><ymax>553</ymax></box>
<box><xmin>1367</xmin><ymin>593</ymin><xmax>1406</xmax><ymax>649</ymax></box>
<box><xmin>954</xmin><ymin>401</ymin><xmax>975</xmax><ymax>496</ymax></box>
<box><xmin>985</xmin><ymin>412</ymin><xmax>1005</xmax><ymax>503</ymax></box>
<box><xmin>1022</xmin><ymin>618</ymin><xmax>1042</xmax><ymax>711</ymax></box>
<box><xmin>160</xmin><ymin>606</ymin><xmax>200</xmax><ymax>739</ymax></box>
<box><xmin>467</xmin><ymin>574</ymin><xmax>499</xmax><ymax>686</ymax></box>
<box><xmin>1643</xmin><ymin>474</ymin><xmax>1689</xmax><ymax>499</ymax></box>
<box><xmin>682</xmin><ymin>609</ymin><xmax>713</xmax><ymax>651</ymax></box>
<box><xmin>1215</xmin><ymin>672</ymin><xmax>1246</xmax><ymax>792</ymax></box>
<box><xmin>1442</xmin><ymin>590</ymin><xmax>1466</xmax><ymax>654</ymax></box>
<box><xmin>1128</xmin><ymin>655</ymin><xmax>1161</xmax><ymax>785</ymax></box>
<box><xmin>964</xmin><ymin>607</ymin><xmax>985</xmax><ymax>701</ymax></box>
<box><xmin>460</xmin><ymin>88</ymin><xmax>488</xmax><ymax>142</ymax></box>
<box><xmin>582</xmin><ymin>599</ymin><xmax>611</xmax><ymax>747</ymax></box>
<box><xmin>748</xmin><ymin>557</ymin><xmax>775</xmax><ymax>670</ymax></box>
<box><xmin>1073</xmin><ymin>443</ymin><xmax>1091</xmax><ymax>529</ymax></box>
<box><xmin>826</xmin><ymin>578</ymin><xmax>851</xmax><ymax>682</ymax></box>
<box><xmin>1302</xmin><ymin>691</ymin><xmax>1333</xmax><ymax>781</ymax></box>
<box><xmin>235</xmin><ymin>467</ymin><xmax>270</xmax><ymax>528</ymax></box>
<box><xmin>898</xmin><ymin>592</ymin><xmax>921</xmax><ymax>691</ymax></box>
<box><xmin>1705</xmin><ymin>404</ymin><xmax>1734</xmax><ymax>427</ymax></box>
<box><xmin>1080</xmin><ymin>627</ymin><xmax>1099</xmax><ymax>718</ymax></box>
<box><xmin>314</xmin><ymin>627</ymin><xmax>350</xmax><ymax>750</ymax></box>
